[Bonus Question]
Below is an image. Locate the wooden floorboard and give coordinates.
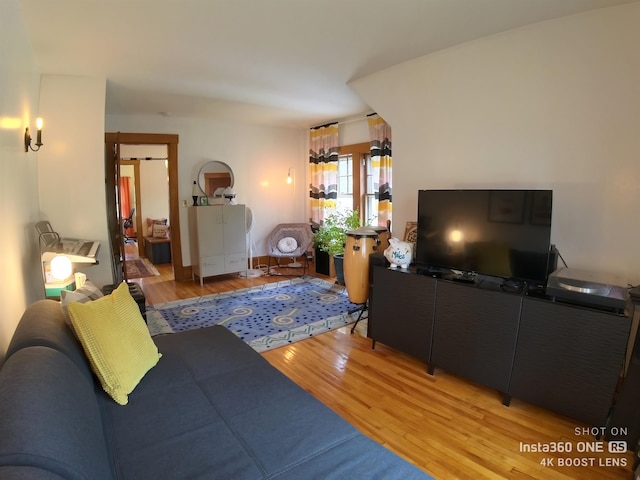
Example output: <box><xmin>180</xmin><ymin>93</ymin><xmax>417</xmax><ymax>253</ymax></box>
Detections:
<box><xmin>131</xmin><ymin>249</ymin><xmax>635</xmax><ymax>480</ymax></box>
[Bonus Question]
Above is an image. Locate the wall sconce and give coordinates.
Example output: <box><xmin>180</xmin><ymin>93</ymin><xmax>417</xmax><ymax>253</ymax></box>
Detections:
<box><xmin>24</xmin><ymin>117</ymin><xmax>44</xmax><ymax>152</ymax></box>
<box><xmin>286</xmin><ymin>168</ymin><xmax>294</xmax><ymax>185</ymax></box>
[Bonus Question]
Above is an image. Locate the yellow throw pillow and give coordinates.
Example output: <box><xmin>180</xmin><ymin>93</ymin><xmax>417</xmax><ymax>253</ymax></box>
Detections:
<box><xmin>68</xmin><ymin>281</ymin><xmax>161</xmax><ymax>405</ymax></box>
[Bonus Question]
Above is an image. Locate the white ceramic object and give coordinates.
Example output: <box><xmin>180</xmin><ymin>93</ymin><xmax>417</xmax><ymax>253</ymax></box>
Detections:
<box><xmin>383</xmin><ymin>237</ymin><xmax>413</xmax><ymax>269</ymax></box>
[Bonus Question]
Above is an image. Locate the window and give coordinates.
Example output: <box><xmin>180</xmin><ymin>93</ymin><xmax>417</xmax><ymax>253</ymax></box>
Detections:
<box><xmin>337</xmin><ymin>142</ymin><xmax>380</xmax><ymax>226</ymax></box>
<box><xmin>364</xmin><ymin>154</ymin><xmax>378</xmax><ymax>226</ymax></box>
<box><xmin>336</xmin><ymin>154</ymin><xmax>353</xmax><ymax>214</ymax></box>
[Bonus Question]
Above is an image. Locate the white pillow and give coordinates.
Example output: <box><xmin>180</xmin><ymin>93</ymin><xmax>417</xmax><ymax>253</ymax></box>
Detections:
<box><xmin>277</xmin><ymin>236</ymin><xmax>298</xmax><ymax>253</ymax></box>
<box><xmin>146</xmin><ymin>218</ymin><xmax>167</xmax><ymax>236</ymax></box>
<box><xmin>152</xmin><ymin>223</ymin><xmax>169</xmax><ymax>238</ymax></box>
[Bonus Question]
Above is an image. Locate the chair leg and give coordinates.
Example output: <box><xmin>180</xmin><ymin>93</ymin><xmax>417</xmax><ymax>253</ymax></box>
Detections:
<box><xmin>267</xmin><ymin>254</ymin><xmax>310</xmax><ymax>277</ymax></box>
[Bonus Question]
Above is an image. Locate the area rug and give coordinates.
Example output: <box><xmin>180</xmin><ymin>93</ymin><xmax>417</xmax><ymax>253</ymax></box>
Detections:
<box><xmin>125</xmin><ymin>258</ymin><xmax>160</xmax><ymax>279</ymax></box>
<box><xmin>146</xmin><ymin>276</ymin><xmax>361</xmax><ymax>352</ymax></box>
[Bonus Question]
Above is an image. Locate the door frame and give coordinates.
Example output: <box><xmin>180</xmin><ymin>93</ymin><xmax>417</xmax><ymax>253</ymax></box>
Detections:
<box><xmin>105</xmin><ymin>132</ymin><xmax>189</xmax><ymax>281</ymax></box>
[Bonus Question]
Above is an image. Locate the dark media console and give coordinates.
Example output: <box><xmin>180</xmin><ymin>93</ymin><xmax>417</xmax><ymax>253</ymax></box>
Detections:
<box><xmin>368</xmin><ymin>261</ymin><xmax>632</xmax><ymax>427</ymax></box>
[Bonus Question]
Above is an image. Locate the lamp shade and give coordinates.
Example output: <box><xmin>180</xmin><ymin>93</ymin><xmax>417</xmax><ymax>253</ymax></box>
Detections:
<box><xmin>50</xmin><ymin>255</ymin><xmax>73</xmax><ymax>280</ymax></box>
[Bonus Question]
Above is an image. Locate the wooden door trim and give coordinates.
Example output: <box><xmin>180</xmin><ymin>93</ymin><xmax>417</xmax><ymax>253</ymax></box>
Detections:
<box><xmin>105</xmin><ymin>132</ymin><xmax>189</xmax><ymax>281</ymax></box>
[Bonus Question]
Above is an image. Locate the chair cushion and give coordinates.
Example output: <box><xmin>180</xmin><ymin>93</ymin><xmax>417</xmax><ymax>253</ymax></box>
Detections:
<box><xmin>277</xmin><ymin>237</ymin><xmax>298</xmax><ymax>253</ymax></box>
<box><xmin>68</xmin><ymin>281</ymin><xmax>161</xmax><ymax>405</ymax></box>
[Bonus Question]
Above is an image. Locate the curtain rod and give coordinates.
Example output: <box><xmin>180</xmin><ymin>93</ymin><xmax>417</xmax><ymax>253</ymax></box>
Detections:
<box><xmin>310</xmin><ymin>121</ymin><xmax>339</xmax><ymax>130</ymax></box>
<box><xmin>311</xmin><ymin>112</ymin><xmax>376</xmax><ymax>130</ymax></box>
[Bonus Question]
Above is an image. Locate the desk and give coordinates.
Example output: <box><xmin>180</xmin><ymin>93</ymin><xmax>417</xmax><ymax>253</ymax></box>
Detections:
<box><xmin>144</xmin><ymin>236</ymin><xmax>171</xmax><ymax>264</ymax></box>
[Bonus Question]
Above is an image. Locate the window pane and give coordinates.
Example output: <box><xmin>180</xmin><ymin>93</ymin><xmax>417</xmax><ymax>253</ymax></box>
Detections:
<box><xmin>366</xmin><ymin>195</ymin><xmax>378</xmax><ymax>225</ymax></box>
<box><xmin>337</xmin><ymin>154</ymin><xmax>353</xmax><ymax>212</ymax></box>
<box><xmin>363</xmin><ymin>153</ymin><xmax>378</xmax><ymax>224</ymax></box>
<box><xmin>339</xmin><ymin>177</ymin><xmax>348</xmax><ymax>193</ymax></box>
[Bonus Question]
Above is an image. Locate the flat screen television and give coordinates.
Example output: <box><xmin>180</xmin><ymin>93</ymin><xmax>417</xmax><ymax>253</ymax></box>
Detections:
<box><xmin>415</xmin><ymin>189</ymin><xmax>553</xmax><ymax>283</ymax></box>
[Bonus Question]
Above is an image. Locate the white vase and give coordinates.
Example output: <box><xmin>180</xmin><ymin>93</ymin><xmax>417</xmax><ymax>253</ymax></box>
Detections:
<box><xmin>383</xmin><ymin>237</ymin><xmax>413</xmax><ymax>269</ymax></box>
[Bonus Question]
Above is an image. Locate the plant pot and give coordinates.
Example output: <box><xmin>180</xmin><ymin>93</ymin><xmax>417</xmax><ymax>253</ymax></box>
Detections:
<box><xmin>333</xmin><ymin>253</ymin><xmax>345</xmax><ymax>285</ymax></box>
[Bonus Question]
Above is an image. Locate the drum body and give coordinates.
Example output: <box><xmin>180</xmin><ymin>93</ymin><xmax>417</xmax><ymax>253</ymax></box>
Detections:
<box><xmin>343</xmin><ymin>228</ymin><xmax>379</xmax><ymax>304</ymax></box>
<box><xmin>371</xmin><ymin>226</ymin><xmax>390</xmax><ymax>253</ymax></box>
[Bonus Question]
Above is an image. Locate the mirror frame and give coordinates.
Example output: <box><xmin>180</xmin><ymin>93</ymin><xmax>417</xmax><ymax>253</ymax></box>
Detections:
<box><xmin>198</xmin><ymin>161</ymin><xmax>234</xmax><ymax>197</ymax></box>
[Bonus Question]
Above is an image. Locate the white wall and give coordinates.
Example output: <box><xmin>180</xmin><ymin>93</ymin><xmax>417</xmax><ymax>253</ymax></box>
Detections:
<box><xmin>105</xmin><ymin>114</ymin><xmax>307</xmax><ymax>261</ymax></box>
<box><xmin>139</xmin><ymin>160</ymin><xmax>170</xmax><ymax>224</ymax></box>
<box><xmin>350</xmin><ymin>3</ymin><xmax>640</xmax><ymax>284</ymax></box>
<box><xmin>37</xmin><ymin>75</ymin><xmax>110</xmax><ymax>286</ymax></box>
<box><xmin>0</xmin><ymin>0</ymin><xmax>43</xmax><ymax>361</ymax></box>
<box><xmin>340</xmin><ymin>118</ymin><xmax>369</xmax><ymax>146</ymax></box>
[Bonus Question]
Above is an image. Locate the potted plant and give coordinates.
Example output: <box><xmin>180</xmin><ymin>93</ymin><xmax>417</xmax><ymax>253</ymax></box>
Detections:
<box><xmin>313</xmin><ymin>209</ymin><xmax>362</xmax><ymax>284</ymax></box>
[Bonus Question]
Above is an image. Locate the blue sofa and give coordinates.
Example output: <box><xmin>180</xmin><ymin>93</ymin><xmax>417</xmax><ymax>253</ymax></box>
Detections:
<box><xmin>0</xmin><ymin>300</ymin><xmax>433</xmax><ymax>479</ymax></box>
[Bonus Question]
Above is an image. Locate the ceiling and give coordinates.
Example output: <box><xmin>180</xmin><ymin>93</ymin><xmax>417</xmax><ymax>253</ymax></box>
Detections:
<box><xmin>19</xmin><ymin>0</ymin><xmax>635</xmax><ymax>128</ymax></box>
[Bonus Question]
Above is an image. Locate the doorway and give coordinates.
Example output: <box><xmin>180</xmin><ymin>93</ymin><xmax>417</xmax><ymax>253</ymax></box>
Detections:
<box><xmin>104</xmin><ymin>132</ymin><xmax>189</xmax><ymax>284</ymax></box>
<box><xmin>119</xmin><ymin>157</ymin><xmax>168</xmax><ymax>277</ymax></box>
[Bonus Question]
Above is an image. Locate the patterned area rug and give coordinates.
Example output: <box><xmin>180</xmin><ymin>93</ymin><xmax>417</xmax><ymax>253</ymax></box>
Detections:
<box><xmin>125</xmin><ymin>258</ymin><xmax>160</xmax><ymax>279</ymax></box>
<box><xmin>146</xmin><ymin>276</ymin><xmax>361</xmax><ymax>352</ymax></box>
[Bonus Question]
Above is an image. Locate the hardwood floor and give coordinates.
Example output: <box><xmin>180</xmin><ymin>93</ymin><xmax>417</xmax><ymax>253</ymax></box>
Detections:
<box><xmin>130</xmin><ymin>247</ymin><xmax>635</xmax><ymax>480</ymax></box>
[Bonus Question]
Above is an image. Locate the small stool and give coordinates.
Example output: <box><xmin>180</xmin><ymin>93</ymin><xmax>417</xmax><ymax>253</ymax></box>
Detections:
<box><xmin>102</xmin><ymin>282</ymin><xmax>147</xmax><ymax>322</ymax></box>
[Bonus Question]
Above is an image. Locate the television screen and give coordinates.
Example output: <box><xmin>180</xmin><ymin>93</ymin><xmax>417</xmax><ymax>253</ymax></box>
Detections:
<box><xmin>416</xmin><ymin>189</ymin><xmax>553</xmax><ymax>283</ymax></box>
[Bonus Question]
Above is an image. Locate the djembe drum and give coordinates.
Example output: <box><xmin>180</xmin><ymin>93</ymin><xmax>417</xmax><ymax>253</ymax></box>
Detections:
<box><xmin>371</xmin><ymin>226</ymin><xmax>390</xmax><ymax>254</ymax></box>
<box><xmin>343</xmin><ymin>227</ymin><xmax>379</xmax><ymax>304</ymax></box>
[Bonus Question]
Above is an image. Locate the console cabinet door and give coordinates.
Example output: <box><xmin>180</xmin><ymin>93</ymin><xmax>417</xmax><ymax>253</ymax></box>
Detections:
<box><xmin>431</xmin><ymin>281</ymin><xmax>522</xmax><ymax>392</ymax></box>
<box><xmin>189</xmin><ymin>205</ymin><xmax>247</xmax><ymax>285</ymax></box>
<box><xmin>369</xmin><ymin>267</ymin><xmax>435</xmax><ymax>362</ymax></box>
<box><xmin>509</xmin><ymin>298</ymin><xmax>630</xmax><ymax>426</ymax></box>
<box><xmin>222</xmin><ymin>205</ymin><xmax>247</xmax><ymax>257</ymax></box>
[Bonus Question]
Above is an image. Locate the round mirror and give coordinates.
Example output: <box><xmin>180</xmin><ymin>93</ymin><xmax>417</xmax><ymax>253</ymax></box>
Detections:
<box><xmin>198</xmin><ymin>161</ymin><xmax>234</xmax><ymax>197</ymax></box>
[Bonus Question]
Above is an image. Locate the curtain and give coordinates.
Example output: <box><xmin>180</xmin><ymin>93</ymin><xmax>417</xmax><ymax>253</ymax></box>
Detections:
<box><xmin>119</xmin><ymin>176</ymin><xmax>133</xmax><ymax>237</ymax></box>
<box><xmin>309</xmin><ymin>123</ymin><xmax>339</xmax><ymax>224</ymax></box>
<box><xmin>368</xmin><ymin>114</ymin><xmax>392</xmax><ymax>227</ymax></box>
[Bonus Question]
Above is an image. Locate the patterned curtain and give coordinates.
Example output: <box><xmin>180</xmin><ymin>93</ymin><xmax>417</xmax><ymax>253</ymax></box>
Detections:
<box><xmin>309</xmin><ymin>123</ymin><xmax>339</xmax><ymax>224</ymax></box>
<box><xmin>368</xmin><ymin>114</ymin><xmax>392</xmax><ymax>226</ymax></box>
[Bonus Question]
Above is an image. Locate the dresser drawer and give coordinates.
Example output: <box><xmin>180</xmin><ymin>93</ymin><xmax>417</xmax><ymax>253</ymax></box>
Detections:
<box><xmin>225</xmin><ymin>252</ymin><xmax>247</xmax><ymax>273</ymax></box>
<box><xmin>201</xmin><ymin>255</ymin><xmax>225</xmax><ymax>276</ymax></box>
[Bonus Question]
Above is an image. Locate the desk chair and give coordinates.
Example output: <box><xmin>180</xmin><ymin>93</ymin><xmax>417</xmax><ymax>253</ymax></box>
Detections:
<box><xmin>123</xmin><ymin>208</ymin><xmax>136</xmax><ymax>243</ymax></box>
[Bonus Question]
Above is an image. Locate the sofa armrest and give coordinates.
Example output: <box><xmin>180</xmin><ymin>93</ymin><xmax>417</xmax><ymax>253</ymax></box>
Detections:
<box><xmin>0</xmin><ymin>347</ymin><xmax>114</xmax><ymax>480</ymax></box>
